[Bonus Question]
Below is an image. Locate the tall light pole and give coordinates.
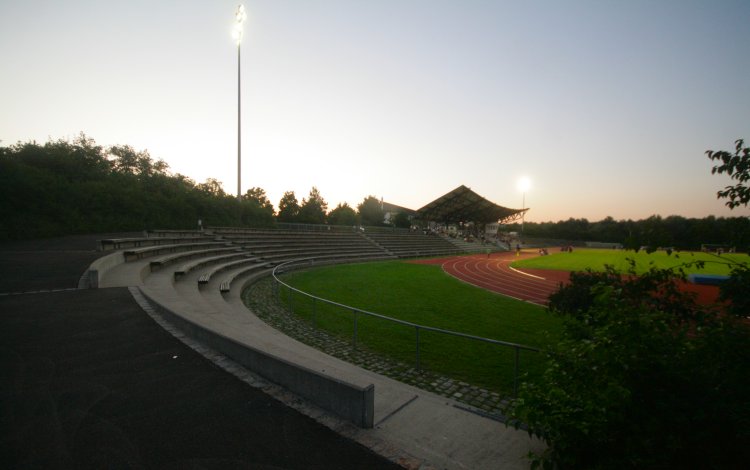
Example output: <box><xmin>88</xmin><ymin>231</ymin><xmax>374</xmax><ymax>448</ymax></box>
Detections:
<box><xmin>233</xmin><ymin>4</ymin><xmax>247</xmax><ymax>200</ymax></box>
<box><xmin>518</xmin><ymin>177</ymin><xmax>531</xmax><ymax>234</ymax></box>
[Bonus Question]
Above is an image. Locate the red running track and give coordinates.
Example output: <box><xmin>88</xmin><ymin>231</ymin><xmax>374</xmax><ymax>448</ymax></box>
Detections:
<box><xmin>413</xmin><ymin>251</ymin><xmax>720</xmax><ymax>307</ymax></box>
<box><xmin>413</xmin><ymin>251</ymin><xmax>570</xmax><ymax>306</ymax></box>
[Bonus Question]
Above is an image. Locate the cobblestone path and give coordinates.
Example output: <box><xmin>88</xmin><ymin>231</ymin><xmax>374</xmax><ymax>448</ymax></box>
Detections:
<box><xmin>243</xmin><ymin>277</ymin><xmax>509</xmax><ymax>419</ymax></box>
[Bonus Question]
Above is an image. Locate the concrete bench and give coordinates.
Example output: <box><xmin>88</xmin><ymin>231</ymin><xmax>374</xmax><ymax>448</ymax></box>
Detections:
<box><xmin>147</xmin><ymin>229</ymin><xmax>205</xmax><ymax>238</ymax></box>
<box><xmin>123</xmin><ymin>242</ymin><xmax>229</xmax><ymax>262</ymax></box>
<box><xmin>174</xmin><ymin>252</ymin><xmax>252</xmax><ymax>280</ymax></box>
<box><xmin>219</xmin><ymin>264</ymin><xmax>274</xmax><ymax>293</ymax></box>
<box><xmin>150</xmin><ymin>247</ymin><xmax>241</xmax><ymax>272</ymax></box>
<box><xmin>100</xmin><ymin>236</ymin><xmax>212</xmax><ymax>251</ymax></box>
<box><xmin>197</xmin><ymin>258</ymin><xmax>264</xmax><ymax>285</ymax></box>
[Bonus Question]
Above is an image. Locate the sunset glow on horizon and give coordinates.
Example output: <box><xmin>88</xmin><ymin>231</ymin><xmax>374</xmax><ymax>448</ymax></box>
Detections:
<box><xmin>1</xmin><ymin>1</ymin><xmax>748</xmax><ymax>222</ymax></box>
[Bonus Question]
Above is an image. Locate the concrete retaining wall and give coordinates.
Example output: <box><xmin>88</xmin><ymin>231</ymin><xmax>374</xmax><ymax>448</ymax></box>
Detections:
<box><xmin>138</xmin><ymin>287</ymin><xmax>375</xmax><ymax>428</ymax></box>
<box><xmin>79</xmin><ymin>251</ymin><xmax>125</xmax><ymax>289</ymax></box>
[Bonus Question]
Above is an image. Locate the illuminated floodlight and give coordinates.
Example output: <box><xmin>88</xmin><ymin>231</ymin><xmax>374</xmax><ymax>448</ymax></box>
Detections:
<box><xmin>517</xmin><ymin>176</ymin><xmax>532</xmax><ymax>195</ymax></box>
<box><xmin>233</xmin><ymin>4</ymin><xmax>247</xmax><ymax>45</ymax></box>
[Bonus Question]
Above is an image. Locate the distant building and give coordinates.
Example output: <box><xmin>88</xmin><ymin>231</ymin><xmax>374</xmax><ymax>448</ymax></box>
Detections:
<box><xmin>381</xmin><ymin>200</ymin><xmax>416</xmax><ymax>225</ymax></box>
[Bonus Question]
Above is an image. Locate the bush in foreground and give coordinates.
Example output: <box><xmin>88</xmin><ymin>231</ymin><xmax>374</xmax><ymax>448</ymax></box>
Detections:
<box><xmin>505</xmin><ymin>263</ymin><xmax>750</xmax><ymax>469</ymax></box>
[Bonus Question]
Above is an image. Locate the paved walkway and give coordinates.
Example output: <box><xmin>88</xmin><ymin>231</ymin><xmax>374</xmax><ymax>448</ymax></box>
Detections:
<box><xmin>0</xmin><ymin>235</ymin><xmax>400</xmax><ymax>469</ymax></box>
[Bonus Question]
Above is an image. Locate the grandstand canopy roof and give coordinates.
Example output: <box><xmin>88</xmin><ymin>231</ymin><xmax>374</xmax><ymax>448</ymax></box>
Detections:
<box><xmin>415</xmin><ymin>185</ymin><xmax>527</xmax><ymax>224</ymax></box>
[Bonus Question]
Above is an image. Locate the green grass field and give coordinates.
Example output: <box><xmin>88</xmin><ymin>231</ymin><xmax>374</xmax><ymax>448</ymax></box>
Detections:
<box><xmin>512</xmin><ymin>248</ymin><xmax>749</xmax><ymax>275</ymax></box>
<box><xmin>278</xmin><ymin>260</ymin><xmax>562</xmax><ymax>394</ymax></box>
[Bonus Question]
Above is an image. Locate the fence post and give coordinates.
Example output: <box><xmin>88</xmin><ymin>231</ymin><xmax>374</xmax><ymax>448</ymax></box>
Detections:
<box><xmin>353</xmin><ymin>309</ymin><xmax>358</xmax><ymax>348</ymax></box>
<box><xmin>415</xmin><ymin>326</ymin><xmax>420</xmax><ymax>369</ymax></box>
<box><xmin>312</xmin><ymin>297</ymin><xmax>317</xmax><ymax>328</ymax></box>
<box><xmin>288</xmin><ymin>285</ymin><xmax>293</xmax><ymax>313</ymax></box>
<box><xmin>513</xmin><ymin>346</ymin><xmax>520</xmax><ymax>397</ymax></box>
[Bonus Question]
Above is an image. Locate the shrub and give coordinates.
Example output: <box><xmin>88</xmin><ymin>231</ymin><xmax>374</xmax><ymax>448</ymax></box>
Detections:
<box><xmin>505</xmin><ymin>264</ymin><xmax>750</xmax><ymax>469</ymax></box>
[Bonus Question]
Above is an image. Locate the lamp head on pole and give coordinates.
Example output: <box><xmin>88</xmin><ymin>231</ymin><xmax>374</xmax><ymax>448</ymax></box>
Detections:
<box><xmin>232</xmin><ymin>4</ymin><xmax>247</xmax><ymax>45</ymax></box>
<box><xmin>517</xmin><ymin>176</ymin><xmax>532</xmax><ymax>194</ymax></box>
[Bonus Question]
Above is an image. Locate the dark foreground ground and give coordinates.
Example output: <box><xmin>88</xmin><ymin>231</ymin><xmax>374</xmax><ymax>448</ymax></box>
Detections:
<box><xmin>0</xmin><ymin>234</ymin><xmax>399</xmax><ymax>469</ymax></box>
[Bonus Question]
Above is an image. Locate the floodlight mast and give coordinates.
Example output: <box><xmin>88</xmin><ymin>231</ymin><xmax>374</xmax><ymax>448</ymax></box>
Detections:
<box><xmin>233</xmin><ymin>5</ymin><xmax>247</xmax><ymax>199</ymax></box>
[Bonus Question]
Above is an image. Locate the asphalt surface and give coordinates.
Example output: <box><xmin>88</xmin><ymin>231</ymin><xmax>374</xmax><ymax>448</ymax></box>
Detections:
<box><xmin>0</xmin><ymin>234</ymin><xmax>400</xmax><ymax>469</ymax></box>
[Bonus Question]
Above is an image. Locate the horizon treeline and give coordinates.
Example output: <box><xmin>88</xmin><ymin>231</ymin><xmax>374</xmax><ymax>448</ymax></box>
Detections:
<box><xmin>1</xmin><ymin>135</ymin><xmax>748</xmax><ymax>249</ymax></box>
<box><xmin>0</xmin><ymin>135</ymin><xmax>395</xmax><ymax>240</ymax></box>
<box><xmin>506</xmin><ymin>215</ymin><xmax>749</xmax><ymax>251</ymax></box>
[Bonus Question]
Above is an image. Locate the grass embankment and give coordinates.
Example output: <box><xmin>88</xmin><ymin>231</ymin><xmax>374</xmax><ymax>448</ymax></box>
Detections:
<box><xmin>279</xmin><ymin>260</ymin><xmax>562</xmax><ymax>394</ymax></box>
<box><xmin>513</xmin><ymin>249</ymin><xmax>749</xmax><ymax>275</ymax></box>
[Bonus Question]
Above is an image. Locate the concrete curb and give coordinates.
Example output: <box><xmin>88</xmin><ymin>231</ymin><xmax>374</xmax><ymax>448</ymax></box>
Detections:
<box><xmin>137</xmin><ymin>286</ymin><xmax>376</xmax><ymax>428</ymax></box>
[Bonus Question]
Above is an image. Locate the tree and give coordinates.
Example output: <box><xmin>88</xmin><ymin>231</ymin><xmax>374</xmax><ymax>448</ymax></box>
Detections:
<box><xmin>357</xmin><ymin>196</ymin><xmax>385</xmax><ymax>226</ymax></box>
<box><xmin>298</xmin><ymin>186</ymin><xmax>328</xmax><ymax>224</ymax></box>
<box><xmin>108</xmin><ymin>144</ymin><xmax>166</xmax><ymax>176</ymax></box>
<box><xmin>197</xmin><ymin>178</ymin><xmax>225</xmax><ymax>196</ymax></box>
<box><xmin>0</xmin><ymin>135</ymin><xmax>271</xmax><ymax>239</ymax></box>
<box><xmin>506</xmin><ymin>264</ymin><xmax>750</xmax><ymax>469</ymax></box>
<box><xmin>242</xmin><ymin>187</ymin><xmax>274</xmax><ymax>212</ymax></box>
<box><xmin>327</xmin><ymin>202</ymin><xmax>358</xmax><ymax>226</ymax></box>
<box><xmin>241</xmin><ymin>187</ymin><xmax>275</xmax><ymax>227</ymax></box>
<box><xmin>393</xmin><ymin>211</ymin><xmax>411</xmax><ymax>229</ymax></box>
<box><xmin>707</xmin><ymin>138</ymin><xmax>750</xmax><ymax>209</ymax></box>
<box><xmin>277</xmin><ymin>191</ymin><xmax>300</xmax><ymax>223</ymax></box>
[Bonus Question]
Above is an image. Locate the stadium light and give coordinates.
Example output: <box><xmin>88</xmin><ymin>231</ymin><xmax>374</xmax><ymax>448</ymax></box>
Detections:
<box><xmin>518</xmin><ymin>177</ymin><xmax>531</xmax><ymax>233</ymax></box>
<box><xmin>233</xmin><ymin>4</ymin><xmax>247</xmax><ymax>199</ymax></box>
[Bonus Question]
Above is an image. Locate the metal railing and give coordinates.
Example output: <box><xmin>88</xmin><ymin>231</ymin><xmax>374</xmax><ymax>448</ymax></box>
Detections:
<box><xmin>271</xmin><ymin>257</ymin><xmax>541</xmax><ymax>396</ymax></box>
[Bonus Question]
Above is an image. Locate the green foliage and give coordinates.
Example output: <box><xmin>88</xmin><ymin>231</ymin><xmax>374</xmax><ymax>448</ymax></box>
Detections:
<box><xmin>196</xmin><ymin>178</ymin><xmax>226</xmax><ymax>197</ymax></box>
<box><xmin>277</xmin><ymin>191</ymin><xmax>300</xmax><ymax>223</ymax></box>
<box><xmin>0</xmin><ymin>135</ymin><xmax>274</xmax><ymax>240</ymax></box>
<box><xmin>506</xmin><ymin>264</ymin><xmax>750</xmax><ymax>469</ymax></box>
<box><xmin>393</xmin><ymin>211</ymin><xmax>411</xmax><ymax>228</ymax></box>
<box><xmin>357</xmin><ymin>195</ymin><xmax>385</xmax><ymax>226</ymax></box>
<box><xmin>707</xmin><ymin>138</ymin><xmax>750</xmax><ymax>209</ymax></box>
<box><xmin>507</xmin><ymin>215</ymin><xmax>750</xmax><ymax>251</ymax></box>
<box><xmin>327</xmin><ymin>202</ymin><xmax>358</xmax><ymax>226</ymax></box>
<box><xmin>719</xmin><ymin>262</ymin><xmax>750</xmax><ymax>318</ymax></box>
<box><xmin>298</xmin><ymin>186</ymin><xmax>328</xmax><ymax>224</ymax></box>
<box><xmin>241</xmin><ymin>187</ymin><xmax>275</xmax><ymax>227</ymax></box>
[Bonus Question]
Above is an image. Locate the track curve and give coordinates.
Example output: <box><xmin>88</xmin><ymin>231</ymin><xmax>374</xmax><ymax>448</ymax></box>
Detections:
<box><xmin>414</xmin><ymin>251</ymin><xmax>721</xmax><ymax>307</ymax></box>
<box><xmin>414</xmin><ymin>251</ymin><xmax>569</xmax><ymax>306</ymax></box>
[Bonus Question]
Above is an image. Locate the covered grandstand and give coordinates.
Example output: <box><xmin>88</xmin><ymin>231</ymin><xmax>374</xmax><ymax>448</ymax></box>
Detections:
<box><xmin>416</xmin><ymin>185</ymin><xmax>526</xmax><ymax>225</ymax></box>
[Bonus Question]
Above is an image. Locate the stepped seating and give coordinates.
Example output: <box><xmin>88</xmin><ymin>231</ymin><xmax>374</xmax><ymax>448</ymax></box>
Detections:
<box><xmin>365</xmin><ymin>232</ymin><xmax>461</xmax><ymax>258</ymax></box>
<box><xmin>174</xmin><ymin>251</ymin><xmax>253</xmax><ymax>280</ymax></box>
<box><xmin>150</xmin><ymin>246</ymin><xmax>242</xmax><ymax>272</ymax></box>
<box><xmin>147</xmin><ymin>229</ymin><xmax>206</xmax><ymax>238</ymax></box>
<box><xmin>123</xmin><ymin>242</ymin><xmax>231</xmax><ymax>262</ymax></box>
<box><xmin>197</xmin><ymin>258</ymin><xmax>266</xmax><ymax>285</ymax></box>
<box><xmin>221</xmin><ymin>229</ymin><xmax>384</xmax><ymax>262</ymax></box>
<box><xmin>100</xmin><ymin>235</ymin><xmax>213</xmax><ymax>251</ymax></box>
<box><xmin>219</xmin><ymin>264</ymin><xmax>274</xmax><ymax>293</ymax></box>
<box><xmin>91</xmin><ymin>225</ymin><xmax>479</xmax><ymax>429</ymax></box>
<box><xmin>441</xmin><ymin>235</ymin><xmax>501</xmax><ymax>253</ymax></box>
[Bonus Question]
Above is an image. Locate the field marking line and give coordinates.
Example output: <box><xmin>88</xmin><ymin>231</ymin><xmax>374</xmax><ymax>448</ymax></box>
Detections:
<box><xmin>440</xmin><ymin>257</ymin><xmax>549</xmax><ymax>305</ymax></box>
<box><xmin>508</xmin><ymin>265</ymin><xmax>547</xmax><ymax>280</ymax></box>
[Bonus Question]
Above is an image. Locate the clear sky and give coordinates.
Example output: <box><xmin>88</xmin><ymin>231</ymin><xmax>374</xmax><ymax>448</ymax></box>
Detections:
<box><xmin>1</xmin><ymin>0</ymin><xmax>749</xmax><ymax>222</ymax></box>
